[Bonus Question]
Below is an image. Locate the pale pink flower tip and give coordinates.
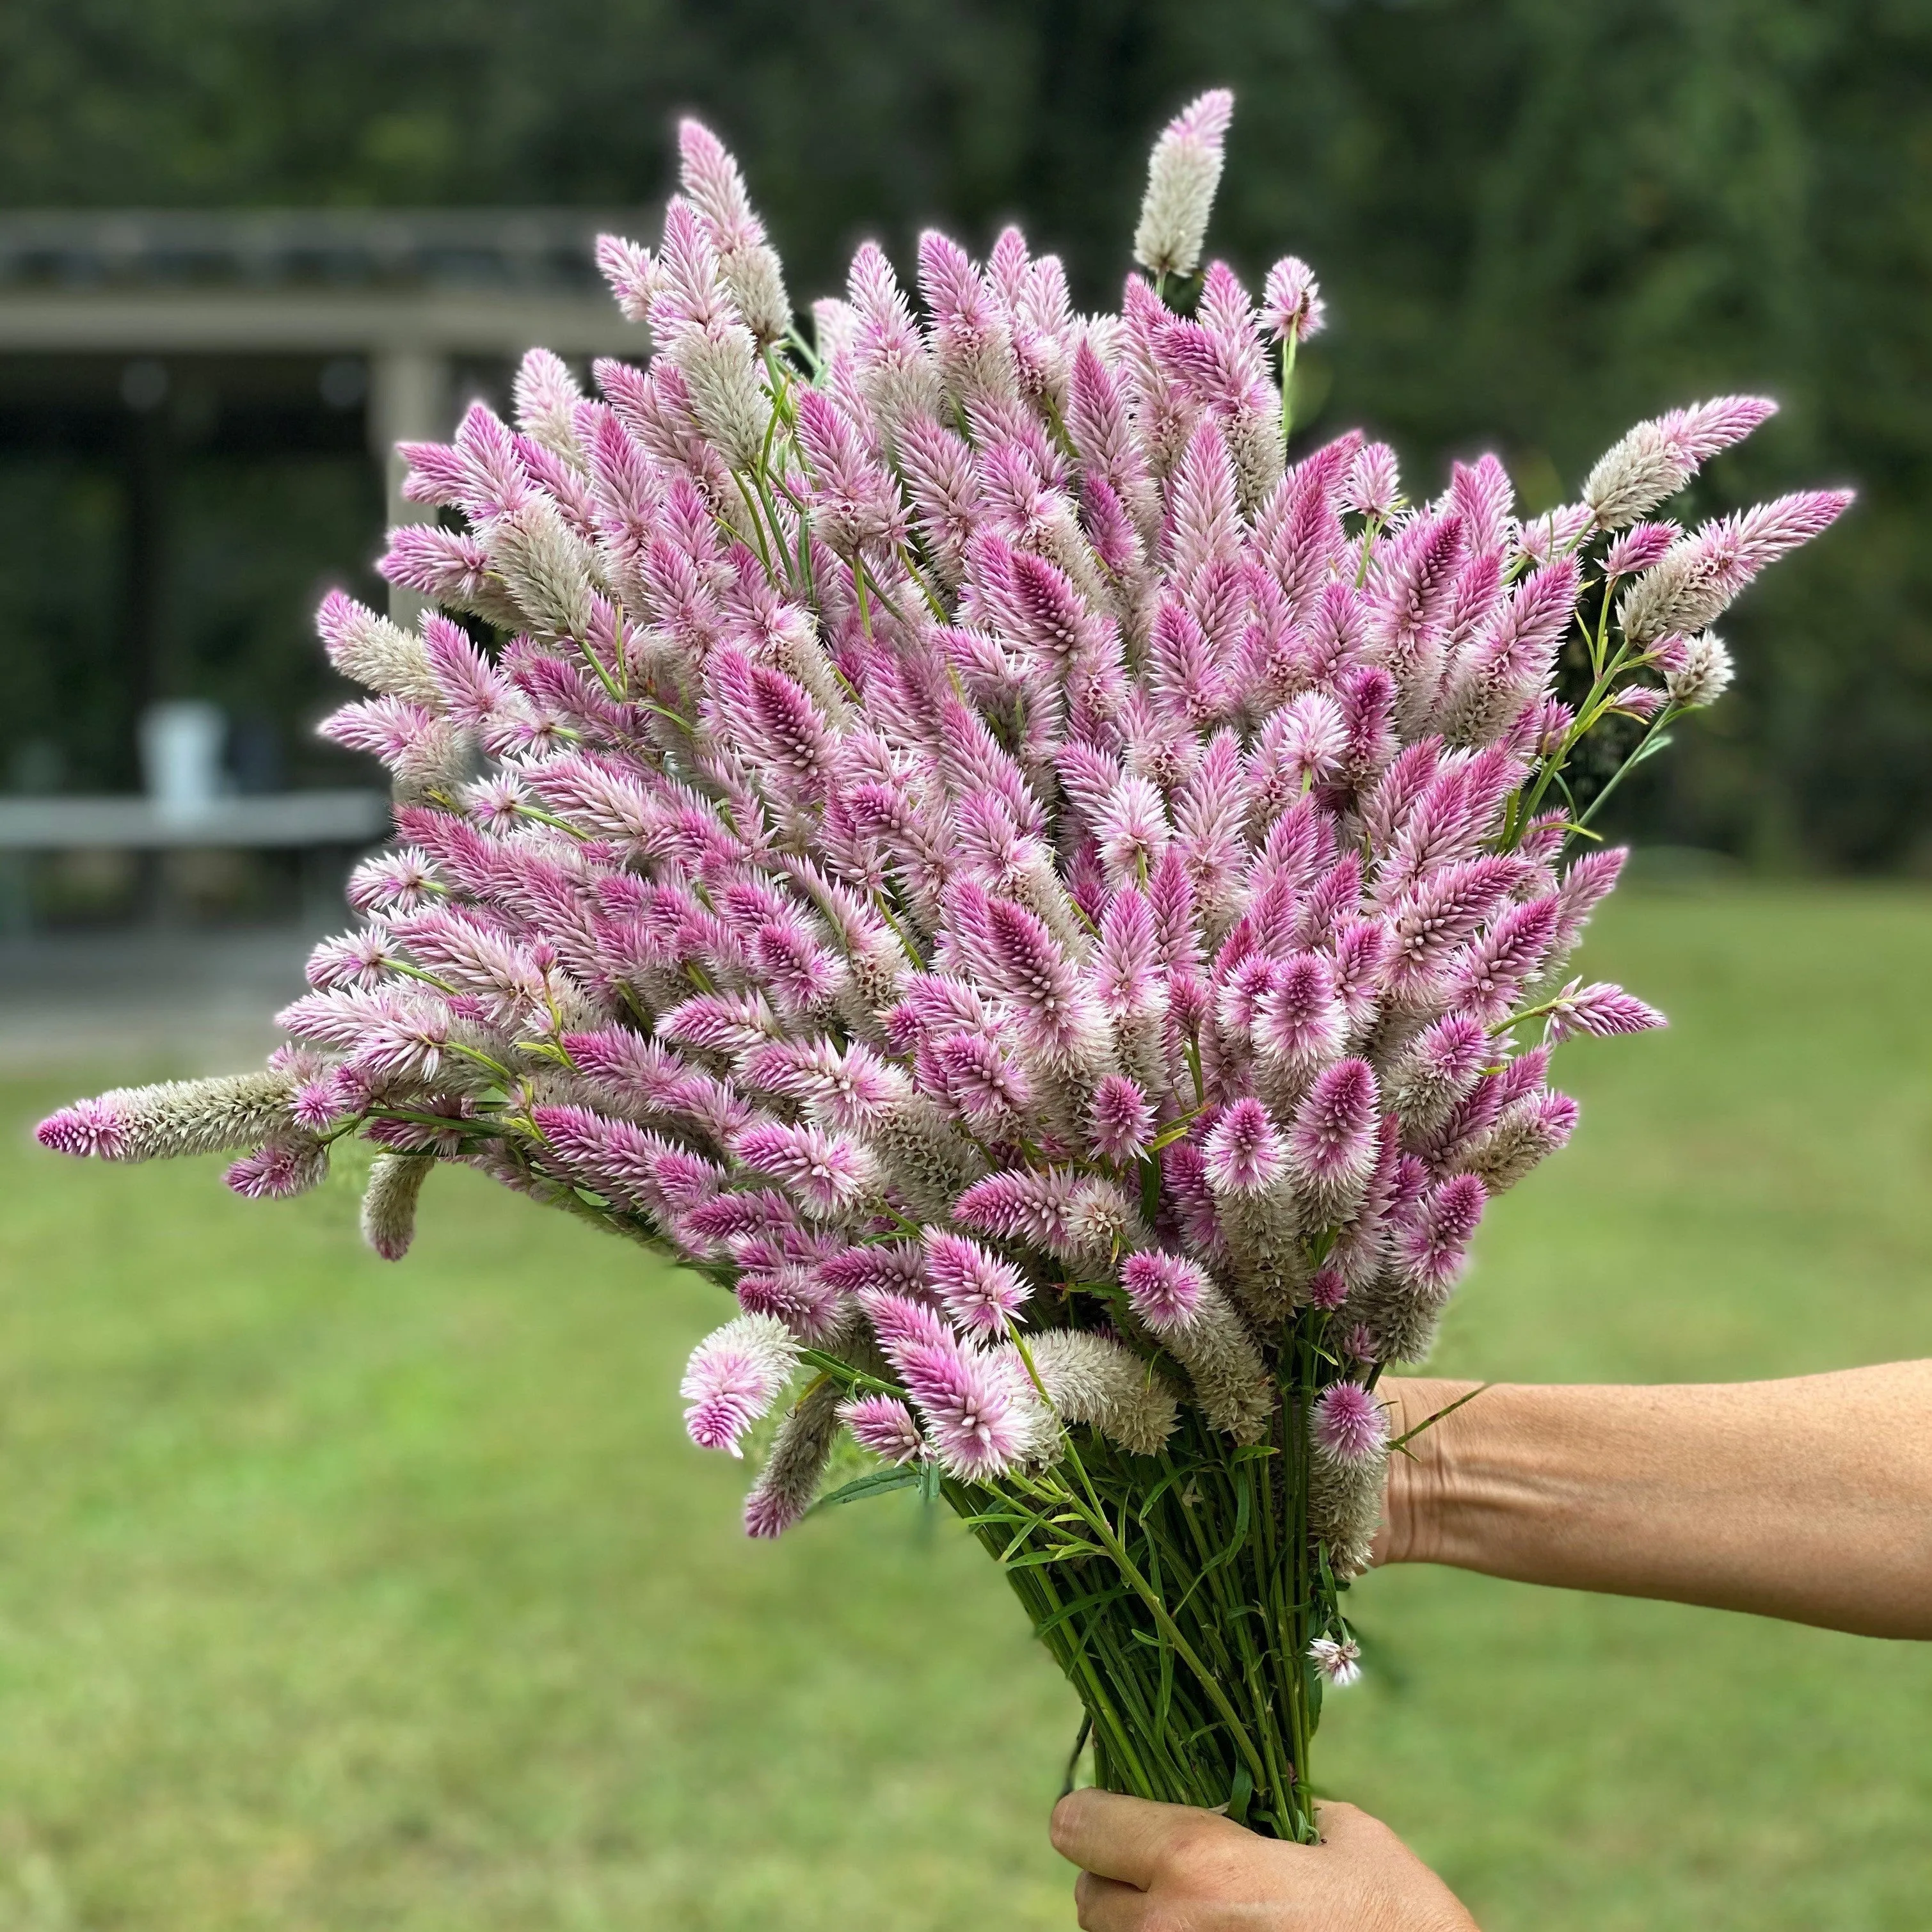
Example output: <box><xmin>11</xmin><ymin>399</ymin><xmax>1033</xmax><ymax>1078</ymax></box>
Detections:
<box><xmin>291</xmin><ymin>1076</ymin><xmax>349</xmax><ymax>1133</ymax></box>
<box><xmin>1545</xmin><ymin>979</ymin><xmax>1667</xmax><ymax>1045</ymax></box>
<box><xmin>1261</xmin><ymin>255</ymin><xmax>1325</xmax><ymax>344</ymax></box>
<box><xmin>1603</xmin><ymin>520</ymin><xmax>1680</xmax><ymax>580</ymax></box>
<box><xmin>1400</xmin><ymin>1172</ymin><xmax>1489</xmax><ymax>1298</ymax></box>
<box><xmin>1090</xmin><ymin>1074</ymin><xmax>1157</xmax><ymax>1162</ymax></box>
<box><xmin>1172</xmin><ymin>88</ymin><xmax>1236</xmax><ymax>144</ymax></box>
<box><xmin>1312</xmin><ymin>1381</ymin><xmax>1387</xmax><ymax>1464</ymax></box>
<box><xmin>1119</xmin><ymin>1249</ymin><xmax>1209</xmax><ymax>1333</ymax></box>
<box><xmin>840</xmin><ymin>1394</ymin><xmax>926</xmax><ymax>1466</ymax></box>
<box><xmin>1135</xmin><ymin>89</ymin><xmax>1236</xmax><ymax>279</ymax></box>
<box><xmin>866</xmin><ymin>1290</ymin><xmax>1037</xmax><ymax>1479</ymax></box>
<box><xmin>923</xmin><ymin>1228</ymin><xmax>1030</xmax><ymax>1336</ymax></box>
<box><xmin>36</xmin><ymin>1099</ymin><xmax>125</xmax><ymax>1159</ymax></box>
<box><xmin>680</xmin><ymin>1314</ymin><xmax>800</xmax><ymax>1457</ymax></box>
<box><xmin>744</xmin><ymin>1486</ymin><xmax>805</xmax><ymax>1541</ymax></box>
<box><xmin>1344</xmin><ymin>442</ymin><xmax>1401</xmax><ymax>519</ymax></box>
<box><xmin>1204</xmin><ymin>1098</ymin><xmax>1287</xmax><ymax>1194</ymax></box>
<box><xmin>1307</xmin><ymin>1268</ymin><xmax>1349</xmax><ymax>1313</ymax></box>
<box><xmin>1288</xmin><ymin>1058</ymin><xmax>1379</xmax><ymax>1184</ymax></box>
<box><xmin>224</xmin><ymin>1142</ymin><xmax>324</xmax><ymax>1200</ymax></box>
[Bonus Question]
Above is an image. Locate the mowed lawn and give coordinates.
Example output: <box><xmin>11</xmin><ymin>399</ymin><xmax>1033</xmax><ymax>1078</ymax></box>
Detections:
<box><xmin>1</xmin><ymin>885</ymin><xmax>1929</xmax><ymax>1930</ymax></box>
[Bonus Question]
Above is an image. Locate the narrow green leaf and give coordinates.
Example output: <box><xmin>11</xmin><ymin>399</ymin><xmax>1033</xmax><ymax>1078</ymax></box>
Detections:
<box><xmin>808</xmin><ymin>1467</ymin><xmax>921</xmax><ymax>1514</ymax></box>
<box><xmin>1033</xmin><ymin>1585</ymin><xmax>1133</xmax><ymax>1640</ymax></box>
<box><xmin>1146</xmin><ymin>1112</ymin><xmax>1202</xmax><ymax>1153</ymax></box>
<box><xmin>1138</xmin><ymin>1153</ymin><xmax>1162</xmax><ymax>1227</ymax></box>
<box><xmin>1004</xmin><ymin>1542</ymin><xmax>1105</xmax><ymax>1570</ymax></box>
<box><xmin>1385</xmin><ymin>1382</ymin><xmax>1490</xmax><ymax>1454</ymax></box>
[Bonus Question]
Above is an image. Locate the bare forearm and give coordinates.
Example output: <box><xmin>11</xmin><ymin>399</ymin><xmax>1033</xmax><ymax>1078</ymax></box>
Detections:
<box><xmin>1381</xmin><ymin>1363</ymin><xmax>1932</xmax><ymax>1638</ymax></box>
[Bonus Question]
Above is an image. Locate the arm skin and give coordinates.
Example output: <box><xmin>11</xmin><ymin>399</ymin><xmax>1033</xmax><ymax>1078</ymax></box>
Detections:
<box><xmin>1380</xmin><ymin>1361</ymin><xmax>1932</xmax><ymax>1640</ymax></box>
<box><xmin>1051</xmin><ymin>1791</ymin><xmax>1479</xmax><ymax>1932</ymax></box>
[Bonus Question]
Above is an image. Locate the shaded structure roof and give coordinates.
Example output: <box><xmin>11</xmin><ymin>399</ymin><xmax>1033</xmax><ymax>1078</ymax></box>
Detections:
<box><xmin>0</xmin><ymin>208</ymin><xmax>636</xmax><ymax>295</ymax></box>
<box><xmin>0</xmin><ymin>209</ymin><xmax>649</xmax><ymax>356</ymax></box>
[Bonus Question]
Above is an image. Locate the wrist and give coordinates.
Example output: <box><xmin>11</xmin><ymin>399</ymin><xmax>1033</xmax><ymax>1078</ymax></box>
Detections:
<box><xmin>1375</xmin><ymin>1377</ymin><xmax>1479</xmax><ymax>1569</ymax></box>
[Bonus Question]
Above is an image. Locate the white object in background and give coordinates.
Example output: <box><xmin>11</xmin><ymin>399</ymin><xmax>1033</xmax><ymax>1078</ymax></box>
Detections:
<box><xmin>138</xmin><ymin>701</ymin><xmax>228</xmax><ymax>823</ymax></box>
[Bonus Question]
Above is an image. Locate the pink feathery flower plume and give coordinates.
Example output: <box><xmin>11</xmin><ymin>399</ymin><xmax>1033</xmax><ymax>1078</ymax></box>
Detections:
<box><xmin>839</xmin><ymin>1394</ymin><xmax>926</xmax><ymax>1465</ymax></box>
<box><xmin>1312</xmin><ymin>1382</ymin><xmax>1389</xmax><ymax>1465</ymax></box>
<box><xmin>1542</xmin><ymin>979</ymin><xmax>1668</xmax><ymax>1045</ymax></box>
<box><xmin>1398</xmin><ymin>1174</ymin><xmax>1489</xmax><ymax>1298</ymax></box>
<box><xmin>36</xmin><ymin>1096</ymin><xmax>128</xmax><ymax>1158</ymax></box>
<box><xmin>1086</xmin><ymin>1074</ymin><xmax>1154</xmax><ymax>1163</ymax></box>
<box><xmin>1288</xmin><ymin>1058</ymin><xmax>1380</xmax><ymax>1219</ymax></box>
<box><xmin>1618</xmin><ymin>490</ymin><xmax>1853</xmax><ymax>642</ymax></box>
<box><xmin>681</xmin><ymin>1314</ymin><xmax>801</xmax><ymax>1456</ymax></box>
<box><xmin>862</xmin><ymin>1291</ymin><xmax>1038</xmax><ymax>1479</ymax></box>
<box><xmin>1133</xmin><ymin>90</ymin><xmax>1234</xmax><ymax>280</ymax></box>
<box><xmin>1120</xmin><ymin>1250</ymin><xmax>1209</xmax><ymax>1332</ymax></box>
<box><xmin>1261</xmin><ymin>257</ymin><xmax>1324</xmax><ymax>344</ymax></box>
<box><xmin>923</xmin><ymin>1229</ymin><xmax>1030</xmax><ymax>1336</ymax></box>
<box><xmin>1204</xmin><ymin>1098</ymin><xmax>1288</xmax><ymax>1194</ymax></box>
<box><xmin>1583</xmin><ymin>394</ymin><xmax>1779</xmax><ymax>530</ymax></box>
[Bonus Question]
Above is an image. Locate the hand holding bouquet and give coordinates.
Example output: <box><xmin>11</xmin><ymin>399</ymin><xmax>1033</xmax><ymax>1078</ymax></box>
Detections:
<box><xmin>38</xmin><ymin>91</ymin><xmax>1846</xmax><ymax>1840</ymax></box>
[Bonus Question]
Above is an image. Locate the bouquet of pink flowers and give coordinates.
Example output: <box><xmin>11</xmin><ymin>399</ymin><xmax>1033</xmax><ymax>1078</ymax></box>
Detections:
<box><xmin>38</xmin><ymin>92</ymin><xmax>1845</xmax><ymax>1840</ymax></box>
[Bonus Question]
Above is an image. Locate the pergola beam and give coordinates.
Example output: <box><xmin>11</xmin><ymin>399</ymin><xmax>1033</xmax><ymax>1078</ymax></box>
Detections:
<box><xmin>0</xmin><ymin>290</ymin><xmax>642</xmax><ymax>358</ymax></box>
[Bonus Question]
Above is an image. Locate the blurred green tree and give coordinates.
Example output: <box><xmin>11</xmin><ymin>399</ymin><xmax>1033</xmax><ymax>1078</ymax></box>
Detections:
<box><xmin>1</xmin><ymin>0</ymin><xmax>1926</xmax><ymax>865</ymax></box>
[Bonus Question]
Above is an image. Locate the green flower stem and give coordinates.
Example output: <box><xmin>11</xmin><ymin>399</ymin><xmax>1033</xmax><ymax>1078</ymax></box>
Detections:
<box><xmin>1568</xmin><ymin>703</ymin><xmax>1681</xmax><ymax>840</ymax></box>
<box><xmin>1043</xmin><ymin>1449</ymin><xmax>1277</xmax><ymax>1813</ymax></box>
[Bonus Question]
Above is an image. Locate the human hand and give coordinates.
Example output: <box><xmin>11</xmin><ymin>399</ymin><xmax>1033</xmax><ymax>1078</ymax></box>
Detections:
<box><xmin>1050</xmin><ymin>1788</ymin><xmax>1480</xmax><ymax>1930</ymax></box>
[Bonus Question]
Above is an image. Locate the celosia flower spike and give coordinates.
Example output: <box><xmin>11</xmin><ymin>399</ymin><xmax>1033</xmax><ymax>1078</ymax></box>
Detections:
<box><xmin>1089</xmin><ymin>1073</ymin><xmax>1157</xmax><ymax>1162</ymax></box>
<box><xmin>862</xmin><ymin>1290</ymin><xmax>1039</xmax><ymax>1480</ymax></box>
<box><xmin>1542</xmin><ymin>980</ymin><xmax>1668</xmax><ymax>1046</ymax></box>
<box><xmin>1311</xmin><ymin>1381</ymin><xmax>1388</xmax><ymax>1465</ymax></box>
<box><xmin>840</xmin><ymin>1394</ymin><xmax>926</xmax><ymax>1465</ymax></box>
<box><xmin>1133</xmin><ymin>90</ymin><xmax>1235</xmax><ymax>281</ymax></box>
<box><xmin>1260</xmin><ymin>257</ymin><xmax>1324</xmax><ymax>344</ymax></box>
<box><xmin>681</xmin><ymin>1314</ymin><xmax>801</xmax><ymax>1457</ymax></box>
<box><xmin>1204</xmin><ymin>1097</ymin><xmax>1287</xmax><ymax>1194</ymax></box>
<box><xmin>38</xmin><ymin>94</ymin><xmax>1848</xmax><ymax>1611</ymax></box>
<box><xmin>1584</xmin><ymin>395</ymin><xmax>1778</xmax><ymax>530</ymax></box>
<box><xmin>1119</xmin><ymin>1249</ymin><xmax>1209</xmax><ymax>1333</ymax></box>
<box><xmin>922</xmin><ymin>1229</ymin><xmax>1031</xmax><ymax>1337</ymax></box>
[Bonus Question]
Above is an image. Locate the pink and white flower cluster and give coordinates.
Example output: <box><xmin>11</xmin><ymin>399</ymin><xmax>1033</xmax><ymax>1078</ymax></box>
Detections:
<box><xmin>39</xmin><ymin>94</ymin><xmax>1848</xmax><ymax>1558</ymax></box>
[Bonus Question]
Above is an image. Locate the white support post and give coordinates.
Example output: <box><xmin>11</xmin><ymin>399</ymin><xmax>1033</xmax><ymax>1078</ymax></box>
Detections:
<box><xmin>368</xmin><ymin>347</ymin><xmax>451</xmax><ymax>627</ymax></box>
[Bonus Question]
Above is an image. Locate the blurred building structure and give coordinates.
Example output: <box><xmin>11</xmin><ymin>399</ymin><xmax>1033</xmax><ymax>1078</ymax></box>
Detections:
<box><xmin>0</xmin><ymin>208</ymin><xmax>643</xmax><ymax>936</ymax></box>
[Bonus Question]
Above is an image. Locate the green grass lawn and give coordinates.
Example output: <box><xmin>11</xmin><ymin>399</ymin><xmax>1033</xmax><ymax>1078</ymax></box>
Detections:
<box><xmin>2</xmin><ymin>884</ymin><xmax>1930</xmax><ymax>1929</ymax></box>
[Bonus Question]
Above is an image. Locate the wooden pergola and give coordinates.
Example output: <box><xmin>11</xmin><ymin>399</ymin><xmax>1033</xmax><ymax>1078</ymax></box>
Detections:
<box><xmin>0</xmin><ymin>210</ymin><xmax>647</xmax><ymax>922</ymax></box>
<box><xmin>0</xmin><ymin>206</ymin><xmax>646</xmax><ymax>608</ymax></box>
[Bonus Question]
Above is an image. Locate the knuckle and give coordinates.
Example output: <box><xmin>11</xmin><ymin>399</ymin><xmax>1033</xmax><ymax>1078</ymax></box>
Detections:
<box><xmin>1162</xmin><ymin>1817</ymin><xmax>1218</xmax><ymax>1874</ymax></box>
<box><xmin>1050</xmin><ymin>1789</ymin><xmax>1094</xmax><ymax>1856</ymax></box>
<box><xmin>1073</xmin><ymin>1872</ymin><xmax>1123</xmax><ymax>1932</ymax></box>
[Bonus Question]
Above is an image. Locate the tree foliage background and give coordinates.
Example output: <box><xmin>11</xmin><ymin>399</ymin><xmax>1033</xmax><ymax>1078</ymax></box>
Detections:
<box><xmin>1</xmin><ymin>0</ymin><xmax>1926</xmax><ymax>867</ymax></box>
